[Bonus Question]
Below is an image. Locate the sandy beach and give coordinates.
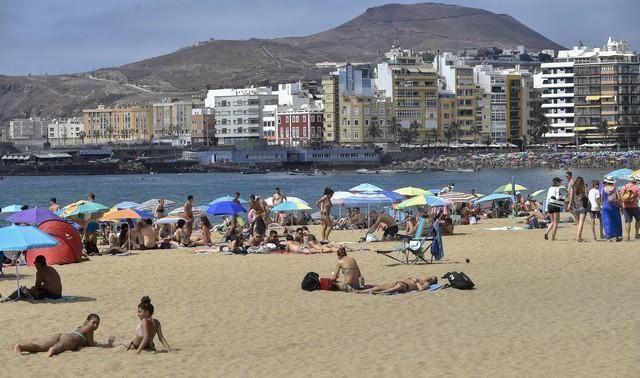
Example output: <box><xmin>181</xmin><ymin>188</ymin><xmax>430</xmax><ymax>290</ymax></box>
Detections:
<box><xmin>1</xmin><ymin>218</ymin><xmax>639</xmax><ymax>377</ymax></box>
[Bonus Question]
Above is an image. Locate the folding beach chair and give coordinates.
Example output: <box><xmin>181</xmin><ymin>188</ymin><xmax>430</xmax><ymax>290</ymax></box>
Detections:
<box><xmin>376</xmin><ymin>218</ymin><xmax>444</xmax><ymax>264</ymax></box>
<box><xmin>0</xmin><ymin>251</ymin><xmax>4</xmax><ymax>276</ymax></box>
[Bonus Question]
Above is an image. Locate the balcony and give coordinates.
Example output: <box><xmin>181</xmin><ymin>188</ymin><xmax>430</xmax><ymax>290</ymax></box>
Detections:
<box><xmin>541</xmin><ymin>102</ymin><xmax>575</xmax><ymax>108</ymax></box>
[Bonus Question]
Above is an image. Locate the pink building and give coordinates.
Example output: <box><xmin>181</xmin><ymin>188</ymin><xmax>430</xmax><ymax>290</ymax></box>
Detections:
<box><xmin>276</xmin><ymin>107</ymin><xmax>323</xmax><ymax>147</ymax></box>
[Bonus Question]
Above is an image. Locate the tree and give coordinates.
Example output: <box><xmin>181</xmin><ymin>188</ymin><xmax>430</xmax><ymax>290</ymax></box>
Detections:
<box><xmin>619</xmin><ymin>115</ymin><xmax>635</xmax><ymax>150</ymax></box>
<box><xmin>444</xmin><ymin>123</ymin><xmax>457</xmax><ymax>146</ymax></box>
<box><xmin>519</xmin><ymin>53</ymin><xmax>532</xmax><ymax>62</ymax></box>
<box><xmin>538</xmin><ymin>53</ymin><xmax>553</xmax><ymax>63</ymax></box>
<box><xmin>597</xmin><ymin>120</ymin><xmax>609</xmax><ymax>146</ymax></box>
<box><xmin>389</xmin><ymin>116</ymin><xmax>402</xmax><ymax>143</ymax></box>
<box><xmin>399</xmin><ymin>129</ymin><xmax>414</xmax><ymax>145</ymax></box>
<box><xmin>531</xmin><ymin>113</ymin><xmax>551</xmax><ymax>144</ymax></box>
<box><xmin>472</xmin><ymin>125</ymin><xmax>482</xmax><ymax>144</ymax></box>
<box><xmin>78</xmin><ymin>131</ymin><xmax>86</xmax><ymax>145</ymax></box>
<box><xmin>367</xmin><ymin>116</ymin><xmax>382</xmax><ymax>144</ymax></box>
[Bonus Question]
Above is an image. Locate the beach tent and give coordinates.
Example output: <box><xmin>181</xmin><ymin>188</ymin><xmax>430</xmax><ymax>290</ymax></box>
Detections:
<box><xmin>25</xmin><ymin>220</ymin><xmax>82</xmax><ymax>266</ymax></box>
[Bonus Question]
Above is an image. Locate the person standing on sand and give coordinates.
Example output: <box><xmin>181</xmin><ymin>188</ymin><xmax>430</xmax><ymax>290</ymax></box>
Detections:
<box><xmin>272</xmin><ymin>187</ymin><xmax>287</xmax><ymax>206</ymax></box>
<box><xmin>588</xmin><ymin>180</ymin><xmax>604</xmax><ymax>240</ymax></box>
<box><xmin>48</xmin><ymin>197</ymin><xmax>59</xmax><ymax>213</ymax></box>
<box><xmin>601</xmin><ymin>176</ymin><xmax>623</xmax><ymax>242</ymax></box>
<box><xmin>620</xmin><ymin>175</ymin><xmax>640</xmax><ymax>241</ymax></box>
<box><xmin>544</xmin><ymin>177</ymin><xmax>564</xmax><ymax>241</ymax></box>
<box><xmin>88</xmin><ymin>192</ymin><xmax>96</xmax><ymax>202</ymax></box>
<box><xmin>565</xmin><ymin>171</ymin><xmax>577</xmax><ymax>223</ymax></box>
<box><xmin>15</xmin><ymin>314</ymin><xmax>113</xmax><ymax>357</ymax></box>
<box><xmin>184</xmin><ymin>195</ymin><xmax>194</xmax><ymax>238</ymax></box>
<box><xmin>316</xmin><ymin>187</ymin><xmax>334</xmax><ymax>242</ymax></box>
<box><xmin>568</xmin><ymin>176</ymin><xmax>588</xmax><ymax>242</ymax></box>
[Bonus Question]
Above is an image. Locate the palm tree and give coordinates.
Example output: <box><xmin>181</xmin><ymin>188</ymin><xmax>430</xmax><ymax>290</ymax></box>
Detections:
<box><xmin>78</xmin><ymin>131</ymin><xmax>86</xmax><ymax>145</ymax></box>
<box><xmin>472</xmin><ymin>125</ymin><xmax>482</xmax><ymax>145</ymax></box>
<box><xmin>389</xmin><ymin>116</ymin><xmax>402</xmax><ymax>143</ymax></box>
<box><xmin>619</xmin><ymin>115</ymin><xmax>634</xmax><ymax>150</ymax></box>
<box><xmin>597</xmin><ymin>120</ymin><xmax>609</xmax><ymax>146</ymax></box>
<box><xmin>399</xmin><ymin>129</ymin><xmax>414</xmax><ymax>145</ymax></box>
<box><xmin>367</xmin><ymin>116</ymin><xmax>382</xmax><ymax>144</ymax></box>
<box><xmin>532</xmin><ymin>113</ymin><xmax>551</xmax><ymax>144</ymax></box>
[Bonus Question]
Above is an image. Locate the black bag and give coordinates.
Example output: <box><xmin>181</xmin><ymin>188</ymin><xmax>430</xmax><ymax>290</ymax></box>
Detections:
<box><xmin>301</xmin><ymin>272</ymin><xmax>320</xmax><ymax>291</ymax></box>
<box><xmin>442</xmin><ymin>271</ymin><xmax>475</xmax><ymax>290</ymax></box>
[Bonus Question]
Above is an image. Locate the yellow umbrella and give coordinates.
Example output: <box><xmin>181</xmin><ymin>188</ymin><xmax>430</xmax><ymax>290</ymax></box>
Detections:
<box><xmin>393</xmin><ymin>187</ymin><xmax>434</xmax><ymax>197</ymax></box>
<box><xmin>99</xmin><ymin>208</ymin><xmax>152</xmax><ymax>221</ymax></box>
<box><xmin>494</xmin><ymin>184</ymin><xmax>527</xmax><ymax>193</ymax></box>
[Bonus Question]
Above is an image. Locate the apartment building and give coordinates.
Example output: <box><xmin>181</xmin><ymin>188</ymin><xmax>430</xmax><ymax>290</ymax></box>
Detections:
<box><xmin>505</xmin><ymin>71</ymin><xmax>533</xmax><ymax>145</ymax></box>
<box><xmin>437</xmin><ymin>91</ymin><xmax>456</xmax><ymax>143</ymax></box>
<box><xmin>210</xmin><ymin>88</ymin><xmax>278</xmax><ymax>145</ymax></box>
<box><xmin>7</xmin><ymin>117</ymin><xmax>49</xmax><ymax>147</ymax></box>
<box><xmin>47</xmin><ymin>118</ymin><xmax>85</xmax><ymax>146</ymax></box>
<box><xmin>321</xmin><ymin>75</ymin><xmax>340</xmax><ymax>142</ymax></box>
<box><xmin>191</xmin><ymin>107</ymin><xmax>216</xmax><ymax>146</ymax></box>
<box><xmin>338</xmin><ymin>95</ymin><xmax>394</xmax><ymax>145</ymax></box>
<box><xmin>152</xmin><ymin>99</ymin><xmax>193</xmax><ymax>146</ymax></box>
<box><xmin>574</xmin><ymin>38</ymin><xmax>640</xmax><ymax>146</ymax></box>
<box><xmin>455</xmin><ymin>66</ymin><xmax>476</xmax><ymax>142</ymax></box>
<box><xmin>276</xmin><ymin>105</ymin><xmax>323</xmax><ymax>147</ymax></box>
<box><xmin>82</xmin><ymin>105</ymin><xmax>153</xmax><ymax>144</ymax></box>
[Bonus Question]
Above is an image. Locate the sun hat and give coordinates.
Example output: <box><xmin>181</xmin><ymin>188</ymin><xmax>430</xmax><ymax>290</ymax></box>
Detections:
<box><xmin>630</xmin><ymin>175</ymin><xmax>640</xmax><ymax>182</ymax></box>
<box><xmin>603</xmin><ymin>175</ymin><xmax>617</xmax><ymax>184</ymax></box>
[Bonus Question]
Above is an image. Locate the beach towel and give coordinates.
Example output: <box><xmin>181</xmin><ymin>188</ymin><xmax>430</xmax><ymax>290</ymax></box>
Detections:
<box><xmin>43</xmin><ymin>295</ymin><xmax>78</xmax><ymax>302</ymax></box>
<box><xmin>379</xmin><ymin>284</ymin><xmax>443</xmax><ymax>296</ymax></box>
<box><xmin>484</xmin><ymin>226</ymin><xmax>525</xmax><ymax>231</ymax></box>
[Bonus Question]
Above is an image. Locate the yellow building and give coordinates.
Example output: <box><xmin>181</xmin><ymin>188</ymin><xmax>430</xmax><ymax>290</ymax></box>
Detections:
<box><xmin>437</xmin><ymin>91</ymin><xmax>456</xmax><ymax>143</ymax></box>
<box><xmin>321</xmin><ymin>75</ymin><xmax>339</xmax><ymax>142</ymax></box>
<box><xmin>505</xmin><ymin>73</ymin><xmax>531</xmax><ymax>144</ymax></box>
<box><xmin>82</xmin><ymin>105</ymin><xmax>153</xmax><ymax>144</ymax></box>
<box><xmin>339</xmin><ymin>95</ymin><xmax>394</xmax><ymax>144</ymax></box>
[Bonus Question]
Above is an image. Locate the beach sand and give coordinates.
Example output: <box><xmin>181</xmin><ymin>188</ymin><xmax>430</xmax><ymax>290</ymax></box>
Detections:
<box><xmin>1</xmin><ymin>218</ymin><xmax>639</xmax><ymax>377</ymax></box>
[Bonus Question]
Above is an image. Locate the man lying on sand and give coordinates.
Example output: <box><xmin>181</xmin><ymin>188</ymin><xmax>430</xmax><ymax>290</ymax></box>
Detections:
<box><xmin>357</xmin><ymin>276</ymin><xmax>438</xmax><ymax>295</ymax></box>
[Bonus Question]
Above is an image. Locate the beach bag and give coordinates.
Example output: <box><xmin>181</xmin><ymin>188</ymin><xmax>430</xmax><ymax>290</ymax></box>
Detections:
<box><xmin>620</xmin><ymin>187</ymin><xmax>638</xmax><ymax>205</ymax></box>
<box><xmin>301</xmin><ymin>272</ymin><xmax>320</xmax><ymax>291</ymax></box>
<box><xmin>442</xmin><ymin>271</ymin><xmax>475</xmax><ymax>290</ymax></box>
<box><xmin>608</xmin><ymin>191</ymin><xmax>622</xmax><ymax>208</ymax></box>
<box><xmin>319</xmin><ymin>277</ymin><xmax>335</xmax><ymax>291</ymax></box>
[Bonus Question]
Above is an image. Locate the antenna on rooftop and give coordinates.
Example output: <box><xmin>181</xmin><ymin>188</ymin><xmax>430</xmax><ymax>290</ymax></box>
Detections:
<box><xmin>393</xmin><ymin>27</ymin><xmax>399</xmax><ymax>48</ymax></box>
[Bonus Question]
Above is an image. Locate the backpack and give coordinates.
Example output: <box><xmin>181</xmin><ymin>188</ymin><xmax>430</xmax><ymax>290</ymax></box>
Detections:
<box><xmin>301</xmin><ymin>272</ymin><xmax>320</xmax><ymax>291</ymax></box>
<box><xmin>620</xmin><ymin>186</ymin><xmax>638</xmax><ymax>205</ymax></box>
<box><xmin>442</xmin><ymin>271</ymin><xmax>475</xmax><ymax>290</ymax></box>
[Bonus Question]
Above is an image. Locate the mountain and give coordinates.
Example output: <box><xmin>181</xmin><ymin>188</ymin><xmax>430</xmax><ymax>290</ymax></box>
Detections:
<box><xmin>0</xmin><ymin>2</ymin><xmax>563</xmax><ymax>125</ymax></box>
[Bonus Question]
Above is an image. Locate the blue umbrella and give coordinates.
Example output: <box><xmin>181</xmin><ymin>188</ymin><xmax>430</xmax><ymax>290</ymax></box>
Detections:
<box><xmin>0</xmin><ymin>224</ymin><xmax>59</xmax><ymax>297</ymax></box>
<box><xmin>7</xmin><ymin>208</ymin><xmax>61</xmax><ymax>225</ymax></box>
<box><xmin>343</xmin><ymin>193</ymin><xmax>393</xmax><ymax>207</ymax></box>
<box><xmin>381</xmin><ymin>190</ymin><xmax>405</xmax><ymax>202</ymax></box>
<box><xmin>473</xmin><ymin>193</ymin><xmax>512</xmax><ymax>205</ymax></box>
<box><xmin>113</xmin><ymin>201</ymin><xmax>141</xmax><ymax>210</ymax></box>
<box><xmin>606</xmin><ymin>168</ymin><xmax>633</xmax><ymax>181</ymax></box>
<box><xmin>208</xmin><ymin>196</ymin><xmax>248</xmax><ymax>205</ymax></box>
<box><xmin>206</xmin><ymin>201</ymin><xmax>247</xmax><ymax>216</ymax></box>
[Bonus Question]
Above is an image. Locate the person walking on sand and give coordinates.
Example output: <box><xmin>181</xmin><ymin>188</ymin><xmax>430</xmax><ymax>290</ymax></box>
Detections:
<box><xmin>15</xmin><ymin>314</ymin><xmax>113</xmax><ymax>357</ymax></box>
<box><xmin>316</xmin><ymin>187</ymin><xmax>334</xmax><ymax>242</ymax></box>
<box><xmin>601</xmin><ymin>176</ymin><xmax>623</xmax><ymax>242</ymax></box>
<box><xmin>565</xmin><ymin>171</ymin><xmax>577</xmax><ymax>224</ymax></box>
<box><xmin>127</xmin><ymin>296</ymin><xmax>171</xmax><ymax>354</ymax></box>
<box><xmin>544</xmin><ymin>177</ymin><xmax>564</xmax><ymax>241</ymax></box>
<box><xmin>620</xmin><ymin>175</ymin><xmax>640</xmax><ymax>241</ymax></box>
<box><xmin>568</xmin><ymin>176</ymin><xmax>588</xmax><ymax>242</ymax></box>
<box><xmin>588</xmin><ymin>180</ymin><xmax>604</xmax><ymax>240</ymax></box>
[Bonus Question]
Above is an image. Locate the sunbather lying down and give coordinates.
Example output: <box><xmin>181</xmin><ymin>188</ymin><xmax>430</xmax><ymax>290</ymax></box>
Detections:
<box><xmin>357</xmin><ymin>276</ymin><xmax>438</xmax><ymax>295</ymax></box>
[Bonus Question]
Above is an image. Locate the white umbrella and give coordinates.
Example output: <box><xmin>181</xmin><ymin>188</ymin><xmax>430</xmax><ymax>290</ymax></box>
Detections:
<box><xmin>137</xmin><ymin>199</ymin><xmax>176</xmax><ymax>211</ymax></box>
<box><xmin>264</xmin><ymin>196</ymin><xmax>309</xmax><ymax>207</ymax></box>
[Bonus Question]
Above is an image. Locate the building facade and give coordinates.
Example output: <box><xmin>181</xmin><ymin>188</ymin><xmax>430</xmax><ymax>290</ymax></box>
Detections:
<box><xmin>321</xmin><ymin>75</ymin><xmax>340</xmax><ymax>143</ymax></box>
<box><xmin>276</xmin><ymin>106</ymin><xmax>324</xmax><ymax>146</ymax></box>
<box><xmin>47</xmin><ymin>118</ymin><xmax>85</xmax><ymax>146</ymax></box>
<box><xmin>338</xmin><ymin>95</ymin><xmax>394</xmax><ymax>145</ymax></box>
<box><xmin>262</xmin><ymin>104</ymin><xmax>278</xmax><ymax>145</ymax></box>
<box><xmin>82</xmin><ymin>105</ymin><xmax>153</xmax><ymax>144</ymax></box>
<box><xmin>574</xmin><ymin>38</ymin><xmax>640</xmax><ymax>146</ymax></box>
<box><xmin>152</xmin><ymin>99</ymin><xmax>193</xmax><ymax>145</ymax></box>
<box><xmin>190</xmin><ymin>107</ymin><xmax>216</xmax><ymax>146</ymax></box>
<box><xmin>8</xmin><ymin>117</ymin><xmax>49</xmax><ymax>147</ymax></box>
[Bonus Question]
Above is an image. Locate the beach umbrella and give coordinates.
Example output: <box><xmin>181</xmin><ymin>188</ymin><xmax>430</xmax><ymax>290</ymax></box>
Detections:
<box><xmin>0</xmin><ymin>224</ymin><xmax>59</xmax><ymax>298</ymax></box>
<box><xmin>393</xmin><ymin>187</ymin><xmax>434</xmax><ymax>197</ymax></box>
<box><xmin>437</xmin><ymin>191</ymin><xmax>478</xmax><ymax>203</ymax></box>
<box><xmin>270</xmin><ymin>201</ymin><xmax>312</xmax><ymax>212</ymax></box>
<box><xmin>168</xmin><ymin>205</ymin><xmax>206</xmax><ymax>218</ymax></box>
<box><xmin>473</xmin><ymin>193</ymin><xmax>513</xmax><ymax>205</ymax></box>
<box><xmin>632</xmin><ymin>169</ymin><xmax>640</xmax><ymax>178</ymax></box>
<box><xmin>396</xmin><ymin>195</ymin><xmax>451</xmax><ymax>210</ymax></box>
<box><xmin>264</xmin><ymin>196</ymin><xmax>309</xmax><ymax>207</ymax></box>
<box><xmin>206</xmin><ymin>201</ymin><xmax>247</xmax><ymax>216</ymax></box>
<box><xmin>1</xmin><ymin>204</ymin><xmax>24</xmax><ymax>215</ymax></box>
<box><xmin>494</xmin><ymin>184</ymin><xmax>528</xmax><ymax>193</ymax></box>
<box><xmin>209</xmin><ymin>196</ymin><xmax>248</xmax><ymax>205</ymax></box>
<box><xmin>329</xmin><ymin>191</ymin><xmax>355</xmax><ymax>206</ymax></box>
<box><xmin>60</xmin><ymin>200</ymin><xmax>110</xmax><ymax>220</ymax></box>
<box><xmin>532</xmin><ymin>188</ymin><xmax>568</xmax><ymax>202</ymax></box>
<box><xmin>136</xmin><ymin>199</ymin><xmax>176</xmax><ymax>211</ymax></box>
<box><xmin>350</xmin><ymin>183</ymin><xmax>384</xmax><ymax>193</ymax></box>
<box><xmin>99</xmin><ymin>208</ymin><xmax>153</xmax><ymax>221</ymax></box>
<box><xmin>112</xmin><ymin>201</ymin><xmax>140</xmax><ymax>210</ymax></box>
<box><xmin>343</xmin><ymin>193</ymin><xmax>393</xmax><ymax>207</ymax></box>
<box><xmin>606</xmin><ymin>168</ymin><xmax>633</xmax><ymax>181</ymax></box>
<box><xmin>154</xmin><ymin>216</ymin><xmax>187</xmax><ymax>224</ymax></box>
<box><xmin>7</xmin><ymin>208</ymin><xmax>61</xmax><ymax>225</ymax></box>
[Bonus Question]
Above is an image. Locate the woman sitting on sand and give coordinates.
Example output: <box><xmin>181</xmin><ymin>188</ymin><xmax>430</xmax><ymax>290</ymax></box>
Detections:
<box><xmin>128</xmin><ymin>296</ymin><xmax>171</xmax><ymax>354</ymax></box>
<box><xmin>191</xmin><ymin>216</ymin><xmax>212</xmax><ymax>246</ymax></box>
<box><xmin>15</xmin><ymin>314</ymin><xmax>113</xmax><ymax>357</ymax></box>
<box><xmin>171</xmin><ymin>219</ymin><xmax>192</xmax><ymax>247</ymax></box>
<box><xmin>357</xmin><ymin>276</ymin><xmax>438</xmax><ymax>295</ymax></box>
<box><xmin>107</xmin><ymin>223</ymin><xmax>138</xmax><ymax>254</ymax></box>
<box><xmin>330</xmin><ymin>247</ymin><xmax>362</xmax><ymax>291</ymax></box>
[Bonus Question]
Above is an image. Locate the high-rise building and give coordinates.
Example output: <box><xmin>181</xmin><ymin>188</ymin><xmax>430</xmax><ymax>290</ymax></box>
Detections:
<box><xmin>321</xmin><ymin>75</ymin><xmax>340</xmax><ymax>142</ymax></box>
<box><xmin>437</xmin><ymin>91</ymin><xmax>456</xmax><ymax>143</ymax></box>
<box><xmin>505</xmin><ymin>71</ymin><xmax>533</xmax><ymax>145</ymax></box>
<box><xmin>8</xmin><ymin>117</ymin><xmax>49</xmax><ymax>147</ymax></box>
<box><xmin>574</xmin><ymin>38</ymin><xmax>640</xmax><ymax>146</ymax></box>
<box><xmin>82</xmin><ymin>105</ymin><xmax>153</xmax><ymax>144</ymax></box>
<box><xmin>455</xmin><ymin>66</ymin><xmax>476</xmax><ymax>142</ymax></box>
<box><xmin>539</xmin><ymin>46</ymin><xmax>587</xmax><ymax>145</ymax></box>
<box><xmin>152</xmin><ymin>99</ymin><xmax>193</xmax><ymax>146</ymax></box>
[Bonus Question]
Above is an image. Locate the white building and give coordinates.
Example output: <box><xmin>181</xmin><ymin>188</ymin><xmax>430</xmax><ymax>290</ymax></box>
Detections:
<box><xmin>47</xmin><ymin>118</ymin><xmax>84</xmax><ymax>146</ymax></box>
<box><xmin>538</xmin><ymin>46</ymin><xmax>589</xmax><ymax>144</ymax></box>
<box><xmin>8</xmin><ymin>117</ymin><xmax>49</xmax><ymax>148</ymax></box>
<box><xmin>262</xmin><ymin>104</ymin><xmax>278</xmax><ymax>145</ymax></box>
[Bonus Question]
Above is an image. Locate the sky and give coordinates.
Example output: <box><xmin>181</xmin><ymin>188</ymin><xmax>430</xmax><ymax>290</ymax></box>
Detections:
<box><xmin>1</xmin><ymin>0</ymin><xmax>638</xmax><ymax>75</ymax></box>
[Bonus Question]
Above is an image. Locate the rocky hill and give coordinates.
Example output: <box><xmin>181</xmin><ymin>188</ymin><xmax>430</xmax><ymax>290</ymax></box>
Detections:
<box><xmin>0</xmin><ymin>2</ymin><xmax>562</xmax><ymax>124</ymax></box>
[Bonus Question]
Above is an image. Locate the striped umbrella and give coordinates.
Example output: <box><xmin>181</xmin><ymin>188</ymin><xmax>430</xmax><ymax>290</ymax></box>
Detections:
<box><xmin>270</xmin><ymin>201</ymin><xmax>312</xmax><ymax>212</ymax></box>
<box><xmin>396</xmin><ymin>195</ymin><xmax>450</xmax><ymax>209</ymax></box>
<box><xmin>437</xmin><ymin>191</ymin><xmax>478</xmax><ymax>203</ymax></box>
<box><xmin>393</xmin><ymin>187</ymin><xmax>434</xmax><ymax>197</ymax></box>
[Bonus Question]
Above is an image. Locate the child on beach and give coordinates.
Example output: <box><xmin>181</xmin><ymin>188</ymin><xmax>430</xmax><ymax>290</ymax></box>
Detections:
<box><xmin>127</xmin><ymin>296</ymin><xmax>171</xmax><ymax>354</ymax></box>
<box><xmin>15</xmin><ymin>314</ymin><xmax>113</xmax><ymax>357</ymax></box>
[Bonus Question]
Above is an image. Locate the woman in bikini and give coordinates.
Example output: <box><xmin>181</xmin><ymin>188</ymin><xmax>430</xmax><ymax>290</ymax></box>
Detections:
<box><xmin>357</xmin><ymin>276</ymin><xmax>438</xmax><ymax>295</ymax></box>
<box><xmin>316</xmin><ymin>187</ymin><xmax>334</xmax><ymax>242</ymax></box>
<box><xmin>15</xmin><ymin>313</ymin><xmax>113</xmax><ymax>357</ymax></box>
<box><xmin>128</xmin><ymin>296</ymin><xmax>171</xmax><ymax>354</ymax></box>
<box><xmin>331</xmin><ymin>247</ymin><xmax>362</xmax><ymax>290</ymax></box>
<box><xmin>192</xmin><ymin>216</ymin><xmax>213</xmax><ymax>246</ymax></box>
